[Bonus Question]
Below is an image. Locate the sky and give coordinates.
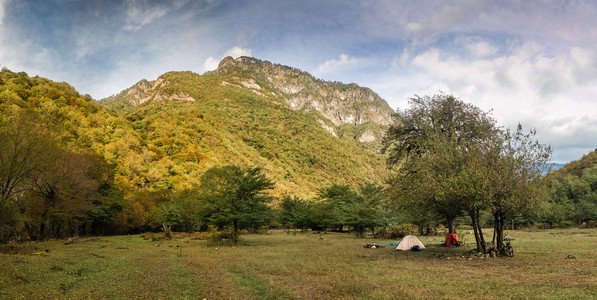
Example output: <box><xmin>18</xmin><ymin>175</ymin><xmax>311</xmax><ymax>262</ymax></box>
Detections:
<box><xmin>1</xmin><ymin>0</ymin><xmax>596</xmax><ymax>163</ymax></box>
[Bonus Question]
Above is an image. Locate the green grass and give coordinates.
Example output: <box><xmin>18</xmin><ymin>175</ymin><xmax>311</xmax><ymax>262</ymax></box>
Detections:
<box><xmin>1</xmin><ymin>228</ymin><xmax>596</xmax><ymax>299</ymax></box>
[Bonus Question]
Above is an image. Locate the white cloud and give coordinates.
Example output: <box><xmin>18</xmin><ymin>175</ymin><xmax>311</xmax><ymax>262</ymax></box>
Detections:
<box><xmin>0</xmin><ymin>0</ymin><xmax>55</xmax><ymax>75</ymax></box>
<box><xmin>400</xmin><ymin>1</ymin><xmax>489</xmax><ymax>45</ymax></box>
<box><xmin>466</xmin><ymin>41</ymin><xmax>498</xmax><ymax>58</ymax></box>
<box><xmin>223</xmin><ymin>46</ymin><xmax>252</xmax><ymax>59</ymax></box>
<box><xmin>2</xmin><ymin>0</ymin><xmax>597</xmax><ymax>163</ymax></box>
<box><xmin>203</xmin><ymin>57</ymin><xmax>219</xmax><ymax>72</ymax></box>
<box><xmin>202</xmin><ymin>46</ymin><xmax>253</xmax><ymax>72</ymax></box>
<box><xmin>391</xmin><ymin>48</ymin><xmax>410</xmax><ymax>69</ymax></box>
<box><xmin>405</xmin><ymin>22</ymin><xmax>422</xmax><ymax>32</ymax></box>
<box><xmin>0</xmin><ymin>0</ymin><xmax>8</xmax><ymax>63</ymax></box>
<box><xmin>122</xmin><ymin>0</ymin><xmax>175</xmax><ymax>32</ymax></box>
<box><xmin>379</xmin><ymin>43</ymin><xmax>597</xmax><ymax>163</ymax></box>
<box><xmin>315</xmin><ymin>54</ymin><xmax>362</xmax><ymax>76</ymax></box>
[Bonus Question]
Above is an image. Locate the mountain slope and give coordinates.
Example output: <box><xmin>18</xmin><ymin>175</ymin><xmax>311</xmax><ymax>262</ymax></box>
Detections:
<box><xmin>0</xmin><ymin>68</ymin><xmax>160</xmax><ymax>198</ymax></box>
<box><xmin>101</xmin><ymin>64</ymin><xmax>391</xmax><ymax>198</ymax></box>
<box><xmin>545</xmin><ymin>149</ymin><xmax>597</xmax><ymax>224</ymax></box>
<box><xmin>105</xmin><ymin>56</ymin><xmax>395</xmax><ymax>147</ymax></box>
<box><xmin>0</xmin><ymin>66</ymin><xmax>389</xmax><ymax>200</ymax></box>
<box><xmin>212</xmin><ymin>56</ymin><xmax>395</xmax><ymax>145</ymax></box>
<box><xmin>548</xmin><ymin>149</ymin><xmax>597</xmax><ymax>179</ymax></box>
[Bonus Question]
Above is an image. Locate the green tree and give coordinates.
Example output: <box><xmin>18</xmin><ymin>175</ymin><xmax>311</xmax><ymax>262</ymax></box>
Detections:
<box><xmin>484</xmin><ymin>125</ymin><xmax>552</xmax><ymax>254</ymax></box>
<box><xmin>540</xmin><ymin>179</ymin><xmax>575</xmax><ymax>228</ymax></box>
<box><xmin>316</xmin><ymin>184</ymin><xmax>358</xmax><ymax>231</ymax></box>
<box><xmin>382</xmin><ymin>94</ymin><xmax>551</xmax><ymax>255</ymax></box>
<box><xmin>199</xmin><ymin>165</ymin><xmax>274</xmax><ymax>244</ymax></box>
<box><xmin>0</xmin><ymin>110</ymin><xmax>56</xmax><ymax>207</ymax></box>
<box><xmin>0</xmin><ymin>111</ymin><xmax>58</xmax><ymax>242</ymax></box>
<box><xmin>26</xmin><ymin>150</ymin><xmax>103</xmax><ymax>240</ymax></box>
<box><xmin>279</xmin><ymin>196</ymin><xmax>315</xmax><ymax>230</ymax></box>
<box><xmin>358</xmin><ymin>182</ymin><xmax>392</xmax><ymax>235</ymax></box>
<box><xmin>315</xmin><ymin>183</ymin><xmax>389</xmax><ymax>236</ymax></box>
<box><xmin>381</xmin><ymin>94</ymin><xmax>496</xmax><ymax>235</ymax></box>
<box><xmin>147</xmin><ymin>190</ymin><xmax>204</xmax><ymax>232</ymax></box>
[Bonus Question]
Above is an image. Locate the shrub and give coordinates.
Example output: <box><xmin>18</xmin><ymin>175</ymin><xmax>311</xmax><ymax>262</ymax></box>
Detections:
<box><xmin>140</xmin><ymin>232</ymin><xmax>163</xmax><ymax>241</ymax></box>
<box><xmin>435</xmin><ymin>224</ymin><xmax>447</xmax><ymax>236</ymax></box>
<box><xmin>377</xmin><ymin>224</ymin><xmax>417</xmax><ymax>239</ymax></box>
<box><xmin>457</xmin><ymin>225</ymin><xmax>473</xmax><ymax>231</ymax></box>
<box><xmin>205</xmin><ymin>225</ymin><xmax>237</xmax><ymax>244</ymax></box>
<box><xmin>581</xmin><ymin>221</ymin><xmax>597</xmax><ymax>228</ymax></box>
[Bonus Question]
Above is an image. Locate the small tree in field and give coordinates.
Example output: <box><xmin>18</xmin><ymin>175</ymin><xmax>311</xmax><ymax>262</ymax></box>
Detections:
<box><xmin>199</xmin><ymin>165</ymin><xmax>274</xmax><ymax>244</ymax></box>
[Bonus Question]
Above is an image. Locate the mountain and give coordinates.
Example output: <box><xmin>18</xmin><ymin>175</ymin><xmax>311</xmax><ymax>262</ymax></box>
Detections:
<box><xmin>104</xmin><ymin>56</ymin><xmax>395</xmax><ymax>147</ymax></box>
<box><xmin>98</xmin><ymin>57</ymin><xmax>395</xmax><ymax>198</ymax></box>
<box><xmin>100</xmin><ymin>79</ymin><xmax>152</xmax><ymax>113</ymax></box>
<box><xmin>548</xmin><ymin>149</ymin><xmax>597</xmax><ymax>178</ymax></box>
<box><xmin>549</xmin><ymin>163</ymin><xmax>565</xmax><ymax>170</ymax></box>
<box><xmin>0</xmin><ymin>57</ymin><xmax>395</xmax><ymax>199</ymax></box>
<box><xmin>213</xmin><ymin>57</ymin><xmax>394</xmax><ymax>143</ymax></box>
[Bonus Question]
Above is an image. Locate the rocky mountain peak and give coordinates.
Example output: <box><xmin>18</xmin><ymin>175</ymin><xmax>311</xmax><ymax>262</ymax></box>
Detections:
<box><xmin>217</xmin><ymin>56</ymin><xmax>237</xmax><ymax>69</ymax></box>
<box><xmin>124</xmin><ymin>79</ymin><xmax>153</xmax><ymax>105</ymax></box>
<box><xmin>214</xmin><ymin>56</ymin><xmax>285</xmax><ymax>75</ymax></box>
<box><xmin>213</xmin><ymin>56</ymin><xmax>396</xmax><ymax>144</ymax></box>
<box><xmin>103</xmin><ymin>56</ymin><xmax>396</xmax><ymax>146</ymax></box>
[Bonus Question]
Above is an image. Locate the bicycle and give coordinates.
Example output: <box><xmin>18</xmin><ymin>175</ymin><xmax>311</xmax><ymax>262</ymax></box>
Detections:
<box><xmin>503</xmin><ymin>240</ymin><xmax>514</xmax><ymax>257</ymax></box>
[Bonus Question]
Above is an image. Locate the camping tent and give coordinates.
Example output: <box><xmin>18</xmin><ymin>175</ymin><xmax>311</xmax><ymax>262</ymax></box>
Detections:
<box><xmin>395</xmin><ymin>235</ymin><xmax>426</xmax><ymax>251</ymax></box>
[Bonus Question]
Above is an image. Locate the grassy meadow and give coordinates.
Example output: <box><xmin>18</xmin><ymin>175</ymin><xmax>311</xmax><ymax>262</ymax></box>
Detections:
<box><xmin>1</xmin><ymin>228</ymin><xmax>596</xmax><ymax>299</ymax></box>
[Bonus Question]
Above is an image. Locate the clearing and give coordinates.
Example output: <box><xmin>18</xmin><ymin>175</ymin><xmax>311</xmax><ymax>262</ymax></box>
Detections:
<box><xmin>1</xmin><ymin>228</ymin><xmax>595</xmax><ymax>299</ymax></box>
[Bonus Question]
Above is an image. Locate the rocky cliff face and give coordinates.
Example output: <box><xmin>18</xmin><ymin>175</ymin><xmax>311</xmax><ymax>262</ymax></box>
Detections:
<box><xmin>101</xmin><ymin>76</ymin><xmax>196</xmax><ymax>112</ymax></box>
<box><xmin>99</xmin><ymin>79</ymin><xmax>153</xmax><ymax>112</ymax></box>
<box><xmin>213</xmin><ymin>56</ymin><xmax>395</xmax><ymax>144</ymax></box>
<box><xmin>123</xmin><ymin>79</ymin><xmax>153</xmax><ymax>105</ymax></box>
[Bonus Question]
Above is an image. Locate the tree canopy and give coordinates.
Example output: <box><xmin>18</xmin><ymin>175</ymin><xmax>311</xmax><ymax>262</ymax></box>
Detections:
<box><xmin>382</xmin><ymin>94</ymin><xmax>551</xmax><ymax>254</ymax></box>
<box><xmin>198</xmin><ymin>165</ymin><xmax>275</xmax><ymax>244</ymax></box>
<box><xmin>381</xmin><ymin>94</ymin><xmax>497</xmax><ymax>235</ymax></box>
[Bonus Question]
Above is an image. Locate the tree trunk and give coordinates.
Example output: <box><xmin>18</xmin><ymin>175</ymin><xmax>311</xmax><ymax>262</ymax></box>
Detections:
<box><xmin>233</xmin><ymin>220</ymin><xmax>239</xmax><ymax>245</ymax></box>
<box><xmin>494</xmin><ymin>212</ymin><xmax>505</xmax><ymax>254</ymax></box>
<box><xmin>470</xmin><ymin>208</ymin><xmax>486</xmax><ymax>253</ymax></box>
<box><xmin>492</xmin><ymin>213</ymin><xmax>497</xmax><ymax>247</ymax></box>
<box><xmin>475</xmin><ymin>209</ymin><xmax>486</xmax><ymax>253</ymax></box>
<box><xmin>447</xmin><ymin>215</ymin><xmax>457</xmax><ymax>234</ymax></box>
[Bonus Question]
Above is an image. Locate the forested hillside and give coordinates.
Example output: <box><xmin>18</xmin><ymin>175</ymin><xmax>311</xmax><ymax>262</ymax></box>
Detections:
<box><xmin>101</xmin><ymin>66</ymin><xmax>389</xmax><ymax>197</ymax></box>
<box><xmin>542</xmin><ymin>149</ymin><xmax>597</xmax><ymax>226</ymax></box>
<box><xmin>0</xmin><ymin>59</ymin><xmax>392</xmax><ymax>241</ymax></box>
<box><xmin>0</xmin><ymin>68</ymin><xmax>147</xmax><ymax>241</ymax></box>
